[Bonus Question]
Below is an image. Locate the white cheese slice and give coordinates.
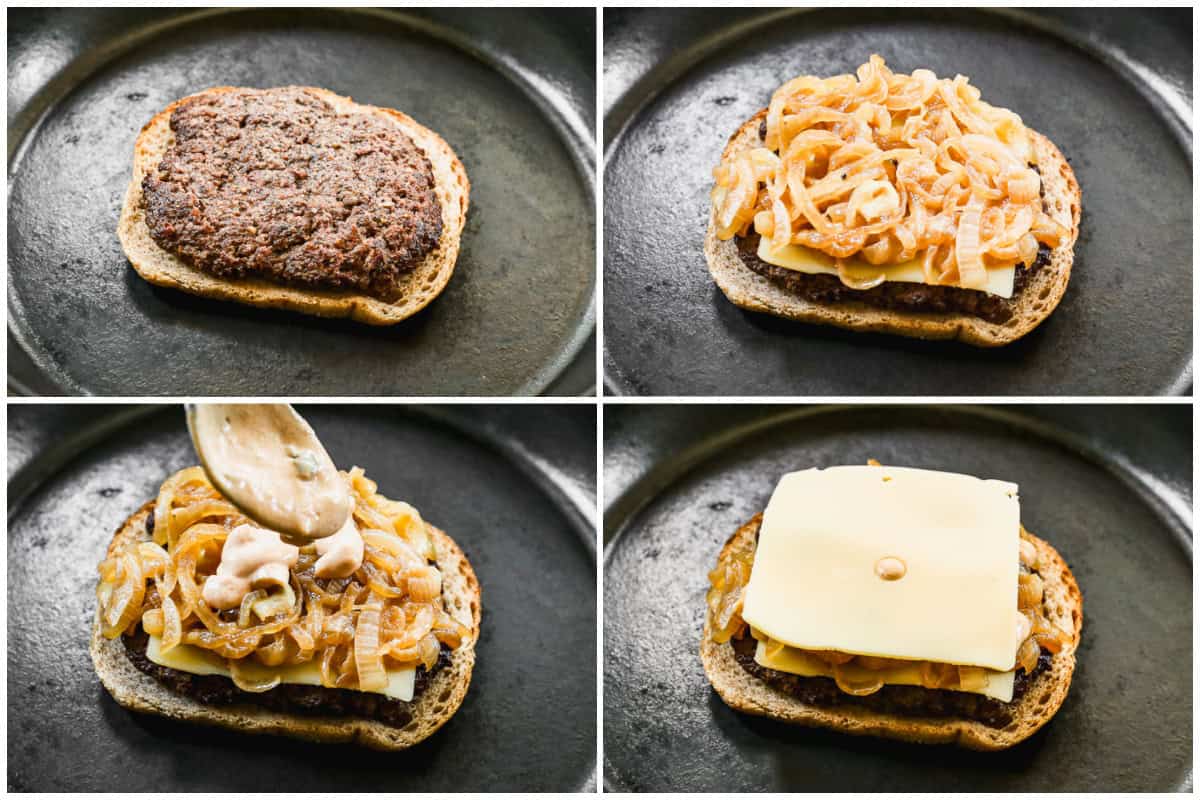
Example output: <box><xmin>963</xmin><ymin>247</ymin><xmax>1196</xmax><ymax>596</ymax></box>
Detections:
<box><xmin>754</xmin><ymin>640</ymin><xmax>1015</xmax><ymax>702</ymax></box>
<box><xmin>741</xmin><ymin>466</ymin><xmax>1020</xmax><ymax>672</ymax></box>
<box><xmin>756</xmin><ymin>237</ymin><xmax>1016</xmax><ymax>299</ymax></box>
<box><xmin>146</xmin><ymin>634</ymin><xmax>416</xmax><ymax>702</ymax></box>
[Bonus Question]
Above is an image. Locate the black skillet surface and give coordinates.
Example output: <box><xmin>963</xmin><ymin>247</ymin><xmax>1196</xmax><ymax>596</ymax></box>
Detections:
<box><xmin>603</xmin><ymin>405</ymin><xmax>1192</xmax><ymax>791</ymax></box>
<box><xmin>603</xmin><ymin>9</ymin><xmax>1193</xmax><ymax>395</ymax></box>
<box><xmin>8</xmin><ymin>8</ymin><xmax>596</xmax><ymax>396</ymax></box>
<box><xmin>7</xmin><ymin>405</ymin><xmax>597</xmax><ymax>792</ymax></box>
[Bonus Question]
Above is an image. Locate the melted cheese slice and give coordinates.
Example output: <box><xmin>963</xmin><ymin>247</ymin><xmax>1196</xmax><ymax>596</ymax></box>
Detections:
<box><xmin>741</xmin><ymin>466</ymin><xmax>1020</xmax><ymax>672</ymax></box>
<box><xmin>756</xmin><ymin>237</ymin><xmax>1016</xmax><ymax>299</ymax></box>
<box><xmin>146</xmin><ymin>635</ymin><xmax>416</xmax><ymax>702</ymax></box>
<box><xmin>754</xmin><ymin>640</ymin><xmax>1015</xmax><ymax>702</ymax></box>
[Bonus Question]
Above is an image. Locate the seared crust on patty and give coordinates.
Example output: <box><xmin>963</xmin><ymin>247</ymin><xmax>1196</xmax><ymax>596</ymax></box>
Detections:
<box><xmin>700</xmin><ymin>513</ymin><xmax>1082</xmax><ymax>750</ymax></box>
<box><xmin>142</xmin><ymin>87</ymin><xmax>444</xmax><ymax>300</ymax></box>
<box><xmin>119</xmin><ymin>87</ymin><xmax>470</xmax><ymax>326</ymax></box>
<box><xmin>91</xmin><ymin>502</ymin><xmax>482</xmax><ymax>750</ymax></box>
<box><xmin>704</xmin><ymin>109</ymin><xmax>1081</xmax><ymax>346</ymax></box>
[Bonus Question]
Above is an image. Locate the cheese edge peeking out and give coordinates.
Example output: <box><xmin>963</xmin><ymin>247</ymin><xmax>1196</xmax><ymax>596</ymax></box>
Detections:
<box><xmin>753</xmin><ymin>639</ymin><xmax>1016</xmax><ymax>703</ymax></box>
<box><xmin>756</xmin><ymin>236</ymin><xmax>1016</xmax><ymax>299</ymax></box>
<box><xmin>741</xmin><ymin>465</ymin><xmax>1020</xmax><ymax>672</ymax></box>
<box><xmin>145</xmin><ymin>634</ymin><xmax>416</xmax><ymax>702</ymax></box>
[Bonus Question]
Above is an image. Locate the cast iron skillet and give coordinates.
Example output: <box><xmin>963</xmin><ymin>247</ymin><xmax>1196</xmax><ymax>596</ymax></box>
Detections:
<box><xmin>603</xmin><ymin>405</ymin><xmax>1192</xmax><ymax>791</ymax></box>
<box><xmin>7</xmin><ymin>405</ymin><xmax>597</xmax><ymax>792</ymax></box>
<box><xmin>604</xmin><ymin>8</ymin><xmax>1192</xmax><ymax>396</ymax></box>
<box><xmin>8</xmin><ymin>8</ymin><xmax>595</xmax><ymax>396</ymax></box>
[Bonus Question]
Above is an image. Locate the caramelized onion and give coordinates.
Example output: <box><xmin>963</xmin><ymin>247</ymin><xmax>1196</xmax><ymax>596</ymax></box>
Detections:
<box><xmin>97</xmin><ymin>465</ymin><xmax>467</xmax><ymax>697</ymax></box>
<box><xmin>836</xmin><ymin>258</ymin><xmax>887</xmax><ymax>291</ymax></box>
<box><xmin>359</xmin><ymin>559</ymin><xmax>405</xmax><ymax>599</ymax></box>
<box><xmin>1017</xmin><ymin>573</ymin><xmax>1044</xmax><ymax>609</ymax></box>
<box><xmin>354</xmin><ymin>602</ymin><xmax>388</xmax><ymax>692</ymax></box>
<box><xmin>834</xmin><ymin>662</ymin><xmax>885</xmax><ymax>696</ymax></box>
<box><xmin>288</xmin><ymin>623</ymin><xmax>315</xmax><ymax>654</ymax></box>
<box><xmin>320</xmin><ymin>644</ymin><xmax>341</xmax><ymax>688</ymax></box>
<box><xmin>255</xmin><ymin>635</ymin><xmax>289</xmax><ymax>667</ymax></box>
<box><xmin>418</xmin><ymin>633</ymin><xmax>441</xmax><ymax>671</ymax></box>
<box><xmin>361</xmin><ymin>530</ymin><xmax>424</xmax><ymax>571</ymax></box>
<box><xmin>711</xmin><ymin>55</ymin><xmax>1065</xmax><ymax>292</ymax></box>
<box><xmin>160</xmin><ymin>595</ymin><xmax>182</xmax><ymax>653</ymax></box>
<box><xmin>806</xmin><ymin>649</ymin><xmax>856</xmax><ymax>666</ymax></box>
<box><xmin>1032</xmin><ymin>614</ymin><xmax>1070</xmax><ymax>653</ymax></box>
<box><xmin>238</xmin><ymin>589</ymin><xmax>267</xmax><ymax>628</ymax></box>
<box><xmin>403</xmin><ymin>566</ymin><xmax>443</xmax><ymax>603</ymax></box>
<box><xmin>229</xmin><ymin>659</ymin><xmax>282</xmax><ymax>693</ymax></box>
<box><xmin>919</xmin><ymin>661</ymin><xmax>960</xmax><ymax>690</ymax></box>
<box><xmin>141</xmin><ymin>608</ymin><xmax>165</xmax><ymax>636</ymax></box>
<box><xmin>1016</xmin><ymin>636</ymin><xmax>1040</xmax><ymax>674</ymax></box>
<box><xmin>98</xmin><ymin>554</ymin><xmax>145</xmax><ymax>639</ymax></box>
<box><xmin>137</xmin><ymin>541</ymin><xmax>171</xmax><ymax>573</ymax></box>
<box><xmin>1018</xmin><ymin>537</ymin><xmax>1039</xmax><ymax>569</ymax></box>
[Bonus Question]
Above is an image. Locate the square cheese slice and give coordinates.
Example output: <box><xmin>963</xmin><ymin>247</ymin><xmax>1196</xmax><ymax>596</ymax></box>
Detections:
<box><xmin>741</xmin><ymin>465</ymin><xmax>1020</xmax><ymax>672</ymax></box>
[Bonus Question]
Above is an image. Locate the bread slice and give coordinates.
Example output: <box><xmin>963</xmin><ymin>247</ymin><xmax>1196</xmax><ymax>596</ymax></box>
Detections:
<box><xmin>91</xmin><ymin>502</ymin><xmax>481</xmax><ymax>750</ymax></box>
<box><xmin>705</xmin><ymin>110</ymin><xmax>1082</xmax><ymax>346</ymax></box>
<box><xmin>117</xmin><ymin>87</ymin><xmax>470</xmax><ymax>326</ymax></box>
<box><xmin>700</xmin><ymin>514</ymin><xmax>1082</xmax><ymax>750</ymax></box>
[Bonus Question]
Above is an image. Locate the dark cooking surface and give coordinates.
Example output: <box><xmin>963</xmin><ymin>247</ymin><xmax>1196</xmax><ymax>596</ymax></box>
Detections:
<box><xmin>603</xmin><ymin>405</ymin><xmax>1192</xmax><ymax>791</ymax></box>
<box><xmin>8</xmin><ymin>405</ymin><xmax>597</xmax><ymax>792</ymax></box>
<box><xmin>603</xmin><ymin>8</ymin><xmax>1192</xmax><ymax>395</ymax></box>
<box><xmin>8</xmin><ymin>8</ymin><xmax>595</xmax><ymax>396</ymax></box>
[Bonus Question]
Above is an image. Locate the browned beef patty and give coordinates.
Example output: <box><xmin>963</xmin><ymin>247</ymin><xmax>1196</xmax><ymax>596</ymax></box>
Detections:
<box><xmin>121</xmin><ymin>627</ymin><xmax>449</xmax><ymax>728</ymax></box>
<box><xmin>730</xmin><ymin>635</ymin><xmax>1050</xmax><ymax>729</ymax></box>
<box><xmin>735</xmin><ymin>233</ymin><xmax>1049</xmax><ymax>325</ymax></box>
<box><xmin>141</xmin><ymin>87</ymin><xmax>443</xmax><ymax>300</ymax></box>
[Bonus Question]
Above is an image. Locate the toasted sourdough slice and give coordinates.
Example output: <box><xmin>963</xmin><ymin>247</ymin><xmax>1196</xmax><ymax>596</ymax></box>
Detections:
<box><xmin>117</xmin><ymin>86</ymin><xmax>470</xmax><ymax>326</ymax></box>
<box><xmin>704</xmin><ymin>110</ymin><xmax>1082</xmax><ymax>346</ymax></box>
<box><xmin>700</xmin><ymin>513</ymin><xmax>1083</xmax><ymax>750</ymax></box>
<box><xmin>91</xmin><ymin>502</ymin><xmax>481</xmax><ymax>750</ymax></box>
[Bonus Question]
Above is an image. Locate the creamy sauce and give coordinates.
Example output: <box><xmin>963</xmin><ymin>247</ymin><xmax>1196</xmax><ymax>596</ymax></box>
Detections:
<box><xmin>188</xmin><ymin>404</ymin><xmax>352</xmax><ymax>541</ymax></box>
<box><xmin>314</xmin><ymin>515</ymin><xmax>365</xmax><ymax>579</ymax></box>
<box><xmin>202</xmin><ymin>524</ymin><xmax>300</xmax><ymax>610</ymax></box>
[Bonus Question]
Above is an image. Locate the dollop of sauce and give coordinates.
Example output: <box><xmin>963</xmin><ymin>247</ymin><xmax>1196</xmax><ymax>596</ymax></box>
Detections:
<box><xmin>314</xmin><ymin>515</ymin><xmax>365</xmax><ymax>579</ymax></box>
<box><xmin>188</xmin><ymin>404</ymin><xmax>352</xmax><ymax>541</ymax></box>
<box><xmin>202</xmin><ymin>524</ymin><xmax>300</xmax><ymax>610</ymax></box>
<box><xmin>874</xmin><ymin>556</ymin><xmax>907</xmax><ymax>581</ymax></box>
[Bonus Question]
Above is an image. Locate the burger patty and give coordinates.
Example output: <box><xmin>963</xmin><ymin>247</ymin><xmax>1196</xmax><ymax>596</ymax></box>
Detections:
<box><xmin>121</xmin><ymin>627</ymin><xmax>450</xmax><ymax>729</ymax></box>
<box><xmin>730</xmin><ymin>635</ymin><xmax>1051</xmax><ymax>729</ymax></box>
<box><xmin>735</xmin><ymin>234</ymin><xmax>1050</xmax><ymax>325</ymax></box>
<box><xmin>142</xmin><ymin>87</ymin><xmax>443</xmax><ymax>301</ymax></box>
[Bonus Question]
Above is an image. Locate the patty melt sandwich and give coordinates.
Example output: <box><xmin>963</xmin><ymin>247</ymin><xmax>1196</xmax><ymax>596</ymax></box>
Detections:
<box><xmin>701</xmin><ymin>463</ymin><xmax>1081</xmax><ymax>749</ymax></box>
<box><xmin>118</xmin><ymin>86</ymin><xmax>469</xmax><ymax>325</ymax></box>
<box><xmin>91</xmin><ymin>405</ymin><xmax>480</xmax><ymax>749</ymax></box>
<box><xmin>706</xmin><ymin>56</ymin><xmax>1081</xmax><ymax>346</ymax></box>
